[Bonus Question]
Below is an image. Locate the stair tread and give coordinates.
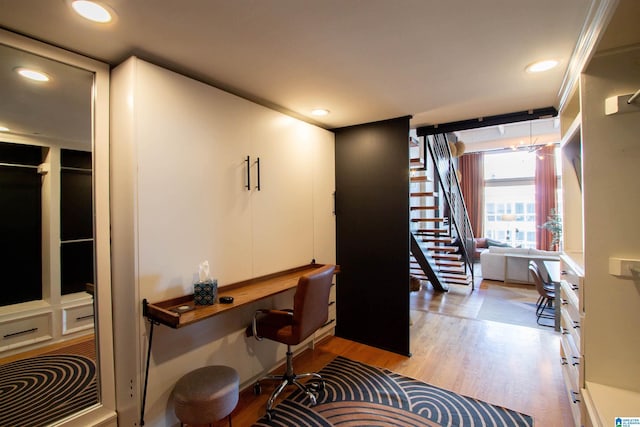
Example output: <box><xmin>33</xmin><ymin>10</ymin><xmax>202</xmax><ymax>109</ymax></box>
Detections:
<box><xmin>439</xmin><ymin>269</ymin><xmax>470</xmax><ymax>276</ymax></box>
<box><xmin>410</xmin><ymin>175</ymin><xmax>432</xmax><ymax>182</ymax></box>
<box><xmin>411</xmin><ymin>218</ymin><xmax>445</xmax><ymax>222</ymax></box>
<box><xmin>428</xmin><ymin>246</ymin><xmax>458</xmax><ymax>252</ymax></box>
<box><xmin>435</xmin><ymin>260</ymin><xmax>464</xmax><ymax>266</ymax></box>
<box><xmin>421</xmin><ymin>237</ymin><xmax>455</xmax><ymax>243</ymax></box>
<box><xmin>444</xmin><ymin>279</ymin><xmax>471</xmax><ymax>286</ymax></box>
<box><xmin>438</xmin><ymin>269</ymin><xmax>466</xmax><ymax>276</ymax></box>
<box><xmin>413</xmin><ymin>228</ymin><xmax>450</xmax><ymax>237</ymax></box>
<box><xmin>437</xmin><ymin>264</ymin><xmax>465</xmax><ymax>271</ymax></box>
<box><xmin>410</xmin><ymin>158</ymin><xmax>425</xmax><ymax>169</ymax></box>
<box><xmin>410</xmin><ymin>191</ymin><xmax>437</xmax><ymax>197</ymax></box>
<box><xmin>431</xmin><ymin>253</ymin><xmax>462</xmax><ymax>260</ymax></box>
<box><xmin>410</xmin><ymin>206</ymin><xmax>438</xmax><ymax>211</ymax></box>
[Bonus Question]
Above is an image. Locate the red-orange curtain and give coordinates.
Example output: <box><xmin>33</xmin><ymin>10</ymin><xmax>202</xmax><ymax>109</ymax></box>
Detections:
<box><xmin>459</xmin><ymin>152</ymin><xmax>484</xmax><ymax>238</ymax></box>
<box><xmin>535</xmin><ymin>145</ymin><xmax>557</xmax><ymax>250</ymax></box>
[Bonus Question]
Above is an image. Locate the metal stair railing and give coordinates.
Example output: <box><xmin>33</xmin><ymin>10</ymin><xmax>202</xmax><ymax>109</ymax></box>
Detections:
<box><xmin>426</xmin><ymin>133</ymin><xmax>475</xmax><ymax>289</ymax></box>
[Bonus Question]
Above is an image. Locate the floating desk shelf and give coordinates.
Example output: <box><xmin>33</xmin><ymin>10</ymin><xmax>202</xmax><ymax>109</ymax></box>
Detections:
<box><xmin>142</xmin><ymin>263</ymin><xmax>332</xmax><ymax>328</ymax></box>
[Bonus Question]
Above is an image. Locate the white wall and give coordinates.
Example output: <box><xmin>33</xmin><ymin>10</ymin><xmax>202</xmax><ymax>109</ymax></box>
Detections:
<box><xmin>111</xmin><ymin>57</ymin><xmax>335</xmax><ymax>426</ymax></box>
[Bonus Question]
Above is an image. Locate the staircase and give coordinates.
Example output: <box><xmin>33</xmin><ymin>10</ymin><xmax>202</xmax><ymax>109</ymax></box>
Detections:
<box><xmin>409</xmin><ymin>134</ymin><xmax>475</xmax><ymax>292</ymax></box>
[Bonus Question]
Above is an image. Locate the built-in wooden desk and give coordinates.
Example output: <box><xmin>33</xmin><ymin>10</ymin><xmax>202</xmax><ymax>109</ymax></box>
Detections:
<box><xmin>143</xmin><ymin>263</ymin><xmax>332</xmax><ymax>328</ymax></box>
<box><xmin>140</xmin><ymin>263</ymin><xmax>335</xmax><ymax>425</ymax></box>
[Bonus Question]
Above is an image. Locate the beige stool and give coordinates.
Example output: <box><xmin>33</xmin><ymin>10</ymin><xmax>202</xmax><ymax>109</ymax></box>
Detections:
<box><xmin>173</xmin><ymin>365</ymin><xmax>239</xmax><ymax>426</ymax></box>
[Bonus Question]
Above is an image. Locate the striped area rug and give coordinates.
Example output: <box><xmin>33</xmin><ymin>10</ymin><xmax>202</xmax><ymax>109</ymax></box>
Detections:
<box><xmin>0</xmin><ymin>354</ymin><xmax>97</xmax><ymax>426</ymax></box>
<box><xmin>254</xmin><ymin>356</ymin><xmax>533</xmax><ymax>426</ymax></box>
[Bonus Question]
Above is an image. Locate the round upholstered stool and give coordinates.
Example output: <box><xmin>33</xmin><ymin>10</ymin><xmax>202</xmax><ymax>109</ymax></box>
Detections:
<box><xmin>172</xmin><ymin>365</ymin><xmax>239</xmax><ymax>427</ymax></box>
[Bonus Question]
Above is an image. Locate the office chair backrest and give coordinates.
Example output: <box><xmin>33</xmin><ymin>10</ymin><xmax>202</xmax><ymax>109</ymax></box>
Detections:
<box><xmin>292</xmin><ymin>264</ymin><xmax>335</xmax><ymax>342</ymax></box>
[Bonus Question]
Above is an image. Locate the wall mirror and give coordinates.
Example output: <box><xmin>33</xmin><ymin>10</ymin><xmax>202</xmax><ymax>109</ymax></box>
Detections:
<box><xmin>0</xmin><ymin>29</ymin><xmax>115</xmax><ymax>426</ymax></box>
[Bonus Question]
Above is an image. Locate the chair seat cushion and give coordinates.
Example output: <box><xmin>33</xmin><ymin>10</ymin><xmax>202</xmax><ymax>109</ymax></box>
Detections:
<box><xmin>255</xmin><ymin>311</ymin><xmax>298</xmax><ymax>345</ymax></box>
<box><xmin>173</xmin><ymin>365</ymin><xmax>239</xmax><ymax>424</ymax></box>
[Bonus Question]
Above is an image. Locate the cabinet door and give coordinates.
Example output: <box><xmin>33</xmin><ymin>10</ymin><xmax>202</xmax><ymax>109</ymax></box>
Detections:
<box><xmin>250</xmin><ymin>112</ymin><xmax>315</xmax><ymax>276</ymax></box>
<box><xmin>133</xmin><ymin>60</ymin><xmax>254</xmax><ymax>287</ymax></box>
<box><xmin>312</xmin><ymin>128</ymin><xmax>336</xmax><ymax>264</ymax></box>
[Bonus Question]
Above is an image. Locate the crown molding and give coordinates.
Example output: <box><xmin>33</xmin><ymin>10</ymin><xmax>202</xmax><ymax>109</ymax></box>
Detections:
<box><xmin>557</xmin><ymin>0</ymin><xmax>620</xmax><ymax>112</ymax></box>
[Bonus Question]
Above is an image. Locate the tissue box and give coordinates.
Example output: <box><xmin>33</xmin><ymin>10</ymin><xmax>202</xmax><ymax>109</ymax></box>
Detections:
<box><xmin>194</xmin><ymin>280</ymin><xmax>217</xmax><ymax>305</ymax></box>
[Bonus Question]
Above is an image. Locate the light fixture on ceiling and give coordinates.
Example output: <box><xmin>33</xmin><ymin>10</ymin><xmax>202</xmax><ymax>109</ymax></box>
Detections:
<box><xmin>509</xmin><ymin>121</ymin><xmax>556</xmax><ymax>159</ymax></box>
<box><xmin>15</xmin><ymin>67</ymin><xmax>50</xmax><ymax>82</ymax></box>
<box><xmin>525</xmin><ymin>59</ymin><xmax>559</xmax><ymax>73</ymax></box>
<box><xmin>311</xmin><ymin>108</ymin><xmax>330</xmax><ymax>117</ymax></box>
<box><xmin>0</xmin><ymin>126</ymin><xmax>10</xmax><ymax>132</ymax></box>
<box><xmin>71</xmin><ymin>0</ymin><xmax>113</xmax><ymax>23</ymax></box>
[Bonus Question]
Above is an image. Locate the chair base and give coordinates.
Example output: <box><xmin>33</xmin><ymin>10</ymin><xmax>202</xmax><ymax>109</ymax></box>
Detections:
<box><xmin>254</xmin><ymin>346</ymin><xmax>325</xmax><ymax>420</ymax></box>
<box><xmin>536</xmin><ymin>297</ymin><xmax>555</xmax><ymax>327</ymax></box>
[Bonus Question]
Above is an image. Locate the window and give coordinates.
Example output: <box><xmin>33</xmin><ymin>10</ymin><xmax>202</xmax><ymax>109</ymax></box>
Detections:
<box><xmin>484</xmin><ymin>184</ymin><xmax>536</xmax><ymax>248</ymax></box>
<box><xmin>482</xmin><ymin>147</ymin><xmax>561</xmax><ymax>249</ymax></box>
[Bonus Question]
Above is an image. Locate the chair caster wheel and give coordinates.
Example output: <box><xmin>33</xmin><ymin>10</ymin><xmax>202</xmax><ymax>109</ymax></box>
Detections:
<box><xmin>254</xmin><ymin>382</ymin><xmax>261</xmax><ymax>395</ymax></box>
<box><xmin>308</xmin><ymin>380</ymin><xmax>325</xmax><ymax>392</ymax></box>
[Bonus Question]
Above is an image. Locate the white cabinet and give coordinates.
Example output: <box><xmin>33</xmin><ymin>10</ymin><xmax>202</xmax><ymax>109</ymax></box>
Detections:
<box><xmin>559</xmin><ymin>31</ymin><xmax>640</xmax><ymax>426</ymax></box>
<box><xmin>62</xmin><ymin>302</ymin><xmax>94</xmax><ymax>335</ymax></box>
<box><xmin>559</xmin><ymin>254</ymin><xmax>585</xmax><ymax>427</ymax></box>
<box><xmin>110</xmin><ymin>56</ymin><xmax>335</xmax><ymax>425</ymax></box>
<box><xmin>115</xmin><ymin>58</ymin><xmax>333</xmax><ymax>287</ymax></box>
<box><xmin>0</xmin><ymin>311</ymin><xmax>53</xmax><ymax>352</ymax></box>
<box><xmin>249</xmin><ymin>118</ymin><xmax>315</xmax><ymax>276</ymax></box>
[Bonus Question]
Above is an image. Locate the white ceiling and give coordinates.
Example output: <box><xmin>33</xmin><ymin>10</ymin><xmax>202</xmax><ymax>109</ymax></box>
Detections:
<box><xmin>0</xmin><ymin>0</ymin><xmax>637</xmax><ymax>144</ymax></box>
<box><xmin>0</xmin><ymin>43</ymin><xmax>93</xmax><ymax>147</ymax></box>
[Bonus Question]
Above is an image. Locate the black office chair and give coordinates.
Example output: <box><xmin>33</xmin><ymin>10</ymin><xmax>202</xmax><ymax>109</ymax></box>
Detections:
<box><xmin>249</xmin><ymin>264</ymin><xmax>335</xmax><ymax>421</ymax></box>
<box><xmin>529</xmin><ymin>261</ymin><xmax>555</xmax><ymax>326</ymax></box>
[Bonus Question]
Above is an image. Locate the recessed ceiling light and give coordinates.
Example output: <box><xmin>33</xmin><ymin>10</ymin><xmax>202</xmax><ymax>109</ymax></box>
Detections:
<box><xmin>71</xmin><ymin>0</ymin><xmax>113</xmax><ymax>23</ymax></box>
<box><xmin>525</xmin><ymin>59</ymin><xmax>559</xmax><ymax>73</ymax></box>
<box><xmin>0</xmin><ymin>126</ymin><xmax>10</xmax><ymax>132</ymax></box>
<box><xmin>311</xmin><ymin>109</ymin><xmax>330</xmax><ymax>116</ymax></box>
<box><xmin>16</xmin><ymin>67</ymin><xmax>50</xmax><ymax>82</ymax></box>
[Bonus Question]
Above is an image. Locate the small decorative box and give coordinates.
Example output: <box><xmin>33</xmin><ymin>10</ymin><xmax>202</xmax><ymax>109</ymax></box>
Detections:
<box><xmin>194</xmin><ymin>279</ymin><xmax>218</xmax><ymax>305</ymax></box>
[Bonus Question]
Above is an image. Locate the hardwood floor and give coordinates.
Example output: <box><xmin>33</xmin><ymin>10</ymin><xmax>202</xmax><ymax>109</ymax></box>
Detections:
<box><xmin>221</xmin><ymin>278</ymin><xmax>573</xmax><ymax>427</ymax></box>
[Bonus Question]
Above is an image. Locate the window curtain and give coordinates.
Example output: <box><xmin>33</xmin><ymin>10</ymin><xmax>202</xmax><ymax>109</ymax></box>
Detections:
<box><xmin>459</xmin><ymin>152</ymin><xmax>484</xmax><ymax>238</ymax></box>
<box><xmin>535</xmin><ymin>145</ymin><xmax>557</xmax><ymax>250</ymax></box>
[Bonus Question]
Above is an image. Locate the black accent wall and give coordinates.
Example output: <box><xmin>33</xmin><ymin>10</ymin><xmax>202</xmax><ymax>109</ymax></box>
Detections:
<box><xmin>0</xmin><ymin>142</ymin><xmax>43</xmax><ymax>306</ymax></box>
<box><xmin>60</xmin><ymin>149</ymin><xmax>94</xmax><ymax>295</ymax></box>
<box><xmin>334</xmin><ymin>116</ymin><xmax>410</xmax><ymax>356</ymax></box>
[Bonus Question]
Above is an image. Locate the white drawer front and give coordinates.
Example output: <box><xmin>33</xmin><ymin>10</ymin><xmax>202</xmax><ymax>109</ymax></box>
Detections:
<box><xmin>560</xmin><ymin>334</ymin><xmax>582</xmax><ymax>391</ymax></box>
<box><xmin>62</xmin><ymin>303</ymin><xmax>94</xmax><ymax>335</ymax></box>
<box><xmin>560</xmin><ymin>281</ymin><xmax>579</xmax><ymax>312</ymax></box>
<box><xmin>560</xmin><ymin>364</ymin><xmax>583</xmax><ymax>427</ymax></box>
<box><xmin>0</xmin><ymin>312</ymin><xmax>53</xmax><ymax>351</ymax></box>
<box><xmin>561</xmin><ymin>308</ymin><xmax>582</xmax><ymax>351</ymax></box>
<box><xmin>560</xmin><ymin>286</ymin><xmax>581</xmax><ymax>326</ymax></box>
<box><xmin>560</xmin><ymin>265</ymin><xmax>584</xmax><ymax>312</ymax></box>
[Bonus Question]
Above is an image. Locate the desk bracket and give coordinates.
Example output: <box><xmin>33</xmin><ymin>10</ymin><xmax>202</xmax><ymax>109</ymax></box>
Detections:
<box><xmin>140</xmin><ymin>299</ymin><xmax>159</xmax><ymax>426</ymax></box>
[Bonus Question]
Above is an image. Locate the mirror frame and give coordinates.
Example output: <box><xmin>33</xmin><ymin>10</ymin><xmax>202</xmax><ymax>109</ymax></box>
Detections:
<box><xmin>0</xmin><ymin>28</ymin><xmax>116</xmax><ymax>425</ymax></box>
